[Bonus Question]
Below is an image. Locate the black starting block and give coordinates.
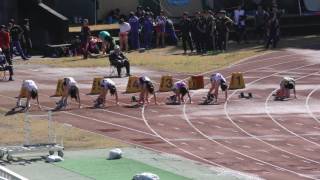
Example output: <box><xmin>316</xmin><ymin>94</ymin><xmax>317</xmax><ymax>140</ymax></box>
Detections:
<box><xmin>166</xmin><ymin>95</ymin><xmax>181</xmax><ymax>105</ymax></box>
<box><xmin>239</xmin><ymin>92</ymin><xmax>253</xmax><ymax>99</ymax></box>
<box><xmin>199</xmin><ymin>94</ymin><xmax>217</xmax><ymax>105</ymax></box>
<box><xmin>11</xmin><ymin>105</ymin><xmax>27</xmax><ymax>112</ymax></box>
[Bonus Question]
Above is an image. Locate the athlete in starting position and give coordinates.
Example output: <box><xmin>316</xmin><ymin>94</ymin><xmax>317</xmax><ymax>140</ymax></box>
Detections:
<box><xmin>138</xmin><ymin>76</ymin><xmax>157</xmax><ymax>105</ymax></box>
<box><xmin>275</xmin><ymin>76</ymin><xmax>296</xmax><ymax>99</ymax></box>
<box><xmin>95</xmin><ymin>78</ymin><xmax>119</xmax><ymax>107</ymax></box>
<box><xmin>170</xmin><ymin>81</ymin><xmax>191</xmax><ymax>104</ymax></box>
<box><xmin>57</xmin><ymin>77</ymin><xmax>81</xmax><ymax>109</ymax></box>
<box><xmin>207</xmin><ymin>73</ymin><xmax>228</xmax><ymax>103</ymax></box>
<box><xmin>16</xmin><ymin>80</ymin><xmax>40</xmax><ymax>111</ymax></box>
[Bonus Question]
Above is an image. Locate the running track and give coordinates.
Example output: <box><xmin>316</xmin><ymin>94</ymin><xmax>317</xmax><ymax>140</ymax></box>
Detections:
<box><xmin>0</xmin><ymin>49</ymin><xmax>320</xmax><ymax>179</ymax></box>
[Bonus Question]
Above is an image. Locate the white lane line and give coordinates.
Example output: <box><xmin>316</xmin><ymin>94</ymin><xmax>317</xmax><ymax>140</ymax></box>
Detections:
<box><xmin>216</xmin><ymin>152</ymin><xmax>224</xmax><ymax>155</ymax></box>
<box><xmin>265</xmin><ymin>71</ymin><xmax>320</xmax><ymax>148</ymax></box>
<box><xmin>183</xmin><ymin>60</ymin><xmax>319</xmax><ymax>178</ymax></box>
<box><xmin>223</xmin><ymin>63</ymin><xmax>320</xmax><ymax>166</ymax></box>
<box><xmin>305</xmin><ymin>87</ymin><xmax>320</xmax><ymax>124</ymax></box>
<box><xmin>0</xmin><ymin>94</ymin><xmax>157</xmax><ymax>138</ymax></box>
<box><xmin>141</xmin><ymin>105</ymin><xmax>225</xmax><ymax>168</ymax></box>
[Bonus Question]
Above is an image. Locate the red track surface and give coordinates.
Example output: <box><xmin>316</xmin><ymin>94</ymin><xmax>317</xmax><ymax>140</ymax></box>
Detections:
<box><xmin>1</xmin><ymin>49</ymin><xmax>320</xmax><ymax>179</ymax></box>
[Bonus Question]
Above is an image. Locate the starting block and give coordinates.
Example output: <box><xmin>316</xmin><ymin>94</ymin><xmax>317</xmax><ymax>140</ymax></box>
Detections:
<box><xmin>126</xmin><ymin>76</ymin><xmax>140</xmax><ymax>93</ymax></box>
<box><xmin>199</xmin><ymin>94</ymin><xmax>217</xmax><ymax>105</ymax></box>
<box><xmin>229</xmin><ymin>72</ymin><xmax>245</xmax><ymax>90</ymax></box>
<box><xmin>52</xmin><ymin>79</ymin><xmax>64</xmax><ymax>97</ymax></box>
<box><xmin>239</xmin><ymin>92</ymin><xmax>253</xmax><ymax>99</ymax></box>
<box><xmin>188</xmin><ymin>76</ymin><xmax>204</xmax><ymax>90</ymax></box>
<box><xmin>89</xmin><ymin>77</ymin><xmax>103</xmax><ymax>95</ymax></box>
<box><xmin>166</xmin><ymin>95</ymin><xmax>181</xmax><ymax>105</ymax></box>
<box><xmin>159</xmin><ymin>75</ymin><xmax>173</xmax><ymax>92</ymax></box>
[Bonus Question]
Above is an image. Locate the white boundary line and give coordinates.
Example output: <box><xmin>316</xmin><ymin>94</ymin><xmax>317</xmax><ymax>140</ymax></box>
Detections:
<box><xmin>305</xmin><ymin>87</ymin><xmax>320</xmax><ymax>125</ymax></box>
<box><xmin>265</xmin><ymin>71</ymin><xmax>320</xmax><ymax>148</ymax></box>
<box><xmin>180</xmin><ymin>63</ymin><xmax>320</xmax><ymax>179</ymax></box>
<box><xmin>223</xmin><ymin>63</ymin><xmax>320</xmax><ymax>164</ymax></box>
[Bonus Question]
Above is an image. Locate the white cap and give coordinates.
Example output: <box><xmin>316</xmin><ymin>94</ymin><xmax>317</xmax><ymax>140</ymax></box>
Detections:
<box><xmin>114</xmin><ymin>45</ymin><xmax>120</xmax><ymax>50</ymax></box>
<box><xmin>0</xmin><ymin>48</ymin><xmax>2</xmax><ymax>52</ymax></box>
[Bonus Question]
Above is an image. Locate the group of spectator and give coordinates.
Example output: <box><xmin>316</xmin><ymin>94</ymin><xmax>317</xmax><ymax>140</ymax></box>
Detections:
<box><xmin>117</xmin><ymin>7</ymin><xmax>178</xmax><ymax>52</ymax></box>
<box><xmin>0</xmin><ymin>18</ymin><xmax>33</xmax><ymax>81</ymax></box>
<box><xmin>78</xmin><ymin>4</ymin><xmax>281</xmax><ymax>58</ymax></box>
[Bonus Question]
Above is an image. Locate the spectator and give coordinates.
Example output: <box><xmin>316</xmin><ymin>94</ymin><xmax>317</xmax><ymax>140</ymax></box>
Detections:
<box><xmin>70</xmin><ymin>35</ymin><xmax>81</xmax><ymax>56</ymax></box>
<box><xmin>206</xmin><ymin>10</ymin><xmax>216</xmax><ymax>51</ymax></box>
<box><xmin>106</xmin><ymin>10</ymin><xmax>115</xmax><ymax>24</ymax></box>
<box><xmin>233</xmin><ymin>5</ymin><xmax>248</xmax><ymax>44</ymax></box>
<box><xmin>87</xmin><ymin>37</ymin><xmax>100</xmax><ymax>55</ymax></box>
<box><xmin>265</xmin><ymin>13</ymin><xmax>280</xmax><ymax>49</ymax></box>
<box><xmin>128</xmin><ymin>12</ymin><xmax>140</xmax><ymax>50</ymax></box>
<box><xmin>109</xmin><ymin>45</ymin><xmax>130</xmax><ymax>77</ymax></box>
<box><xmin>255</xmin><ymin>5</ymin><xmax>269</xmax><ymax>43</ymax></box>
<box><xmin>216</xmin><ymin>10</ymin><xmax>233</xmax><ymax>51</ymax></box>
<box><xmin>99</xmin><ymin>31</ymin><xmax>115</xmax><ymax>54</ymax></box>
<box><xmin>0</xmin><ymin>25</ymin><xmax>13</xmax><ymax>81</ymax></box>
<box><xmin>191</xmin><ymin>12</ymin><xmax>201</xmax><ymax>54</ymax></box>
<box><xmin>155</xmin><ymin>10</ymin><xmax>166</xmax><ymax>48</ymax></box>
<box><xmin>21</xmin><ymin>18</ymin><xmax>32</xmax><ymax>58</ymax></box>
<box><xmin>136</xmin><ymin>6</ymin><xmax>144</xmax><ymax>18</ymax></box>
<box><xmin>142</xmin><ymin>12</ymin><xmax>154</xmax><ymax>49</ymax></box>
<box><xmin>8</xmin><ymin>19</ymin><xmax>28</xmax><ymax>60</ymax></box>
<box><xmin>119</xmin><ymin>18</ymin><xmax>131</xmax><ymax>52</ymax></box>
<box><xmin>197</xmin><ymin>11</ymin><xmax>208</xmax><ymax>53</ymax></box>
<box><xmin>80</xmin><ymin>19</ymin><xmax>91</xmax><ymax>59</ymax></box>
<box><xmin>180</xmin><ymin>12</ymin><xmax>193</xmax><ymax>54</ymax></box>
<box><xmin>165</xmin><ymin>17</ymin><xmax>178</xmax><ymax>45</ymax></box>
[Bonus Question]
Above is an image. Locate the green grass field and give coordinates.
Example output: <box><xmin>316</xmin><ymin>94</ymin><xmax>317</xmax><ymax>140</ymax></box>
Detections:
<box><xmin>57</xmin><ymin>157</ymin><xmax>190</xmax><ymax>180</ymax></box>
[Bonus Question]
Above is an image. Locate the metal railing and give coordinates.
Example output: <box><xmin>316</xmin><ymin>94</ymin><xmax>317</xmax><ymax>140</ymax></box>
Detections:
<box><xmin>0</xmin><ymin>166</ymin><xmax>28</xmax><ymax>180</ymax></box>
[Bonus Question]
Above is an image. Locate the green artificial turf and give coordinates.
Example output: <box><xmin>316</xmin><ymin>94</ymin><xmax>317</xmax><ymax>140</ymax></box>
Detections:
<box><xmin>57</xmin><ymin>157</ymin><xmax>190</xmax><ymax>180</ymax></box>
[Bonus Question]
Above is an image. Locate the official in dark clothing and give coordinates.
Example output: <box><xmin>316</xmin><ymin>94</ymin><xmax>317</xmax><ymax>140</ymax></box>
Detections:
<box><xmin>22</xmin><ymin>19</ymin><xmax>32</xmax><ymax>58</ymax></box>
<box><xmin>205</xmin><ymin>11</ymin><xmax>216</xmax><ymax>51</ymax></box>
<box><xmin>142</xmin><ymin>12</ymin><xmax>154</xmax><ymax>49</ymax></box>
<box><xmin>197</xmin><ymin>12</ymin><xmax>208</xmax><ymax>54</ymax></box>
<box><xmin>191</xmin><ymin>12</ymin><xmax>201</xmax><ymax>54</ymax></box>
<box><xmin>109</xmin><ymin>45</ymin><xmax>130</xmax><ymax>77</ymax></box>
<box><xmin>180</xmin><ymin>12</ymin><xmax>193</xmax><ymax>54</ymax></box>
<box><xmin>265</xmin><ymin>14</ymin><xmax>280</xmax><ymax>49</ymax></box>
<box><xmin>8</xmin><ymin>19</ymin><xmax>28</xmax><ymax>60</ymax></box>
<box><xmin>216</xmin><ymin>10</ymin><xmax>233</xmax><ymax>51</ymax></box>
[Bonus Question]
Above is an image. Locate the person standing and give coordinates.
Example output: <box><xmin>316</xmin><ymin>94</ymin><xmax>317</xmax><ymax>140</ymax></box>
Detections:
<box><xmin>142</xmin><ymin>12</ymin><xmax>154</xmax><ymax>49</ymax></box>
<box><xmin>119</xmin><ymin>18</ymin><xmax>131</xmax><ymax>52</ymax></box>
<box><xmin>216</xmin><ymin>10</ymin><xmax>233</xmax><ymax>51</ymax></box>
<box><xmin>233</xmin><ymin>5</ymin><xmax>248</xmax><ymax>44</ymax></box>
<box><xmin>191</xmin><ymin>12</ymin><xmax>201</xmax><ymax>54</ymax></box>
<box><xmin>265</xmin><ymin>13</ymin><xmax>280</xmax><ymax>49</ymax></box>
<box><xmin>197</xmin><ymin>11</ymin><xmax>208</xmax><ymax>54</ymax></box>
<box><xmin>128</xmin><ymin>12</ymin><xmax>140</xmax><ymax>50</ymax></box>
<box><xmin>8</xmin><ymin>19</ymin><xmax>28</xmax><ymax>60</ymax></box>
<box><xmin>0</xmin><ymin>25</ymin><xmax>14</xmax><ymax>81</ymax></box>
<box><xmin>21</xmin><ymin>18</ymin><xmax>32</xmax><ymax>58</ymax></box>
<box><xmin>255</xmin><ymin>6</ymin><xmax>269</xmax><ymax>43</ymax></box>
<box><xmin>180</xmin><ymin>12</ymin><xmax>193</xmax><ymax>54</ymax></box>
<box><xmin>155</xmin><ymin>10</ymin><xmax>166</xmax><ymax>48</ymax></box>
<box><xmin>80</xmin><ymin>19</ymin><xmax>91</xmax><ymax>59</ymax></box>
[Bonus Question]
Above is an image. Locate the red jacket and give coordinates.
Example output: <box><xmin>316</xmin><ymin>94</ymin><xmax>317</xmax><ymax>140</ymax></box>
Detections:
<box><xmin>0</xmin><ymin>31</ymin><xmax>10</xmax><ymax>49</ymax></box>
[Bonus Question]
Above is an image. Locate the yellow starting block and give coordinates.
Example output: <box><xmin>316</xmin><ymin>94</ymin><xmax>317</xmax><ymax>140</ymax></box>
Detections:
<box><xmin>53</xmin><ymin>79</ymin><xmax>64</xmax><ymax>97</ymax></box>
<box><xmin>229</xmin><ymin>72</ymin><xmax>245</xmax><ymax>90</ymax></box>
<box><xmin>126</xmin><ymin>76</ymin><xmax>140</xmax><ymax>93</ymax></box>
<box><xmin>159</xmin><ymin>75</ymin><xmax>173</xmax><ymax>92</ymax></box>
<box><xmin>188</xmin><ymin>76</ymin><xmax>204</xmax><ymax>90</ymax></box>
<box><xmin>19</xmin><ymin>88</ymin><xmax>28</xmax><ymax>98</ymax></box>
<box><xmin>89</xmin><ymin>77</ymin><xmax>103</xmax><ymax>95</ymax></box>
